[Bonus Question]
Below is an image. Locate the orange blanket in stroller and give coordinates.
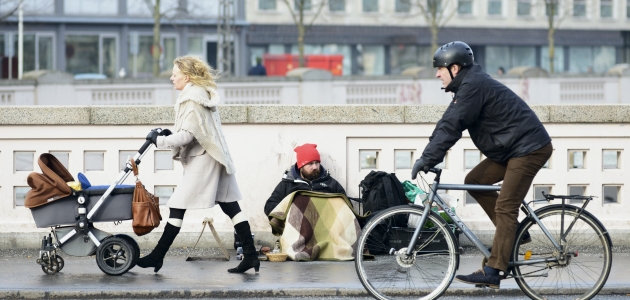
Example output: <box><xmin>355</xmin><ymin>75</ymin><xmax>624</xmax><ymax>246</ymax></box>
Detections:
<box><xmin>24</xmin><ymin>153</ymin><xmax>74</xmax><ymax>208</ymax></box>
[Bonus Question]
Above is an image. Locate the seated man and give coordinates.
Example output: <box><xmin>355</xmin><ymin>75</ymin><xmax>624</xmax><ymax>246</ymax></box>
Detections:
<box><xmin>264</xmin><ymin>143</ymin><xmax>346</xmax><ymax>216</ymax></box>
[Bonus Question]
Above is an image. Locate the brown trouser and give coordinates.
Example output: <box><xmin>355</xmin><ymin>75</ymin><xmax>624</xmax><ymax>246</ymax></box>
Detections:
<box><xmin>465</xmin><ymin>143</ymin><xmax>553</xmax><ymax>272</ymax></box>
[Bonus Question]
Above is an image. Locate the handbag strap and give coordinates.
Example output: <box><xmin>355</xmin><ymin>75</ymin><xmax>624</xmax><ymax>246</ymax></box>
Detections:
<box><xmin>130</xmin><ymin>158</ymin><xmax>139</xmax><ymax>177</ymax></box>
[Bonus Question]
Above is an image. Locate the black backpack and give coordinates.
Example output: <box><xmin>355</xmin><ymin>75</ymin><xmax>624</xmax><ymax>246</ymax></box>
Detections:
<box><xmin>359</xmin><ymin>171</ymin><xmax>409</xmax><ymax>254</ymax></box>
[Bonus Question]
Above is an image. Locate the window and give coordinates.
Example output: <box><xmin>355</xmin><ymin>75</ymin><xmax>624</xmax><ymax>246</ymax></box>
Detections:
<box><xmin>188</xmin><ymin>36</ymin><xmax>204</xmax><ymax>57</ymax></box>
<box><xmin>395</xmin><ymin>150</ymin><xmax>413</xmax><ymax>170</ymax></box>
<box><xmin>1</xmin><ymin>0</ymin><xmax>54</xmax><ymax>15</ymax></box>
<box><xmin>573</xmin><ymin>0</ymin><xmax>586</xmax><ymax>17</ymax></box>
<box><xmin>128</xmin><ymin>0</ymin><xmax>179</xmax><ymax>17</ymax></box>
<box><xmin>603</xmin><ymin>150</ymin><xmax>620</xmax><ymax>169</ymax></box>
<box><xmin>85</xmin><ymin>151</ymin><xmax>105</xmax><ymax>171</ymax></box>
<box><xmin>14</xmin><ymin>151</ymin><xmax>34</xmax><ymax>172</ymax></box>
<box><xmin>541</xmin><ymin>46</ymin><xmax>565</xmax><ymax>73</ymax></box>
<box><xmin>358</xmin><ymin>45</ymin><xmax>385</xmax><ymax>75</ymax></box>
<box><xmin>465</xmin><ymin>192</ymin><xmax>477</xmax><ymax>204</ymax></box>
<box><xmin>488</xmin><ymin>0</ymin><xmax>502</xmax><ymax>15</ymax></box>
<box><xmin>64</xmin><ymin>0</ymin><xmax>118</xmax><ymax>15</ymax></box>
<box><xmin>533</xmin><ymin>185</ymin><xmax>552</xmax><ymax>200</ymax></box>
<box><xmin>464</xmin><ymin>150</ymin><xmax>481</xmax><ymax>169</ymax></box>
<box><xmin>14</xmin><ymin>187</ymin><xmax>30</xmax><ymax>207</ymax></box>
<box><xmin>155</xmin><ymin>150</ymin><xmax>174</xmax><ymax>171</ymax></box>
<box><xmin>435</xmin><ymin>152</ymin><xmax>447</xmax><ymax>169</ymax></box>
<box><xmin>119</xmin><ymin>151</ymin><xmax>136</xmax><ymax>171</ymax></box>
<box><xmin>66</xmin><ymin>35</ymin><xmax>118</xmax><ymax>78</ymax></box>
<box><xmin>360</xmin><ymin>150</ymin><xmax>378</xmax><ymax>169</ymax></box>
<box><xmin>511</xmin><ymin>46</ymin><xmax>536</xmax><ymax>68</ymax></box>
<box><xmin>129</xmin><ymin>33</ymin><xmax>178</xmax><ymax>78</ymax></box>
<box><xmin>329</xmin><ymin>0</ymin><xmax>345</xmax><ymax>12</ymax></box>
<box><xmin>458</xmin><ymin>0</ymin><xmax>472</xmax><ymax>15</ymax></box>
<box><xmin>628</xmin><ymin>0</ymin><xmax>630</xmax><ymax>19</ymax></box>
<box><xmin>568</xmin><ymin>185</ymin><xmax>587</xmax><ymax>204</ymax></box>
<box><xmin>545</xmin><ymin>1</ymin><xmax>559</xmax><ymax>16</ymax></box>
<box><xmin>603</xmin><ymin>185</ymin><xmax>620</xmax><ymax>204</ymax></box>
<box><xmin>187</xmin><ymin>0</ymin><xmax>220</xmax><ymax>18</ymax></box>
<box><xmin>3</xmin><ymin>33</ymin><xmax>54</xmax><ymax>78</ymax></box>
<box><xmin>395</xmin><ymin>0</ymin><xmax>411</xmax><ymax>13</ymax></box>
<box><xmin>568</xmin><ymin>150</ymin><xmax>587</xmax><ymax>169</ymax></box>
<box><xmin>390</xmin><ymin>45</ymin><xmax>418</xmax><ymax>74</ymax></box>
<box><xmin>294</xmin><ymin>0</ymin><xmax>312</xmax><ymax>11</ymax></box>
<box><xmin>155</xmin><ymin>186</ymin><xmax>175</xmax><ymax>205</ymax></box>
<box><xmin>50</xmin><ymin>151</ymin><xmax>70</xmax><ymax>169</ymax></box>
<box><xmin>600</xmin><ymin>0</ymin><xmax>612</xmax><ymax>18</ymax></box>
<box><xmin>363</xmin><ymin>0</ymin><xmax>378</xmax><ymax>12</ymax></box>
<box><xmin>542</xmin><ymin>155</ymin><xmax>551</xmax><ymax>169</ymax></box>
<box><xmin>259</xmin><ymin>0</ymin><xmax>277</xmax><ymax>10</ymax></box>
<box><xmin>517</xmin><ymin>0</ymin><xmax>531</xmax><ymax>16</ymax></box>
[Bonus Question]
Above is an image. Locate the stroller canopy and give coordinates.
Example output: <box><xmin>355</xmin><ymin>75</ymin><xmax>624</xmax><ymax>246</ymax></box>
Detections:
<box><xmin>24</xmin><ymin>153</ymin><xmax>75</xmax><ymax>208</ymax></box>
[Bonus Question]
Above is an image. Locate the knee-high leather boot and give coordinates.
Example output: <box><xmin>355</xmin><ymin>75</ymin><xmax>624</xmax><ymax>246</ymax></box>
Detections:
<box><xmin>228</xmin><ymin>221</ymin><xmax>260</xmax><ymax>273</ymax></box>
<box><xmin>136</xmin><ymin>223</ymin><xmax>181</xmax><ymax>273</ymax></box>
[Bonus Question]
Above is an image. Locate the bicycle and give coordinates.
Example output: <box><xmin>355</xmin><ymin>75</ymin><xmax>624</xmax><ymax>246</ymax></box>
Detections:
<box><xmin>355</xmin><ymin>167</ymin><xmax>612</xmax><ymax>300</ymax></box>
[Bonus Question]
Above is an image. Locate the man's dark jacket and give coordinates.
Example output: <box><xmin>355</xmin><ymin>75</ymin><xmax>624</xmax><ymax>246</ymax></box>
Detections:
<box><xmin>248</xmin><ymin>63</ymin><xmax>267</xmax><ymax>76</ymax></box>
<box><xmin>421</xmin><ymin>64</ymin><xmax>551</xmax><ymax>166</ymax></box>
<box><xmin>264</xmin><ymin>164</ymin><xmax>346</xmax><ymax>216</ymax></box>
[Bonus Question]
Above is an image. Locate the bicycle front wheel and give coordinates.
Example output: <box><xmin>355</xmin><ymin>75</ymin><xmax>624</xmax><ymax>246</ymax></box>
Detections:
<box><xmin>512</xmin><ymin>206</ymin><xmax>612</xmax><ymax>300</ymax></box>
<box><xmin>355</xmin><ymin>205</ymin><xmax>459</xmax><ymax>300</ymax></box>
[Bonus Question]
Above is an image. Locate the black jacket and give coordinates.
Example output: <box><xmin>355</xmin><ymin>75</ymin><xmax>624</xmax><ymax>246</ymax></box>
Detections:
<box><xmin>421</xmin><ymin>65</ymin><xmax>551</xmax><ymax>166</ymax></box>
<box><xmin>264</xmin><ymin>164</ymin><xmax>346</xmax><ymax>216</ymax></box>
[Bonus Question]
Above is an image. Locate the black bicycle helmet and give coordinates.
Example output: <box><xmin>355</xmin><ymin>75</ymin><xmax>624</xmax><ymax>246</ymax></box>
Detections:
<box><xmin>433</xmin><ymin>41</ymin><xmax>474</xmax><ymax>68</ymax></box>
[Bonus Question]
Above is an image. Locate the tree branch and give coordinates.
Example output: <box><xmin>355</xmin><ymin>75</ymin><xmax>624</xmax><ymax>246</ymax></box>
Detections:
<box><xmin>282</xmin><ymin>0</ymin><xmax>300</xmax><ymax>27</ymax></box>
<box><xmin>307</xmin><ymin>0</ymin><xmax>327</xmax><ymax>28</ymax></box>
<box><xmin>0</xmin><ymin>0</ymin><xmax>20</xmax><ymax>22</ymax></box>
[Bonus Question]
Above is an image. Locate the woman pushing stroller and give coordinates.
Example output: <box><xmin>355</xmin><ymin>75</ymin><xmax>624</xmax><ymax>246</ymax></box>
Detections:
<box><xmin>138</xmin><ymin>55</ymin><xmax>259</xmax><ymax>274</ymax></box>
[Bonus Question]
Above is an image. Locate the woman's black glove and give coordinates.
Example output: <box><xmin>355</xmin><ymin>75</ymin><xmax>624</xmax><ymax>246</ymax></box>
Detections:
<box><xmin>160</xmin><ymin>129</ymin><xmax>172</xmax><ymax>136</ymax></box>
<box><xmin>411</xmin><ymin>158</ymin><xmax>431</xmax><ymax>180</ymax></box>
<box><xmin>146</xmin><ymin>129</ymin><xmax>159</xmax><ymax>146</ymax></box>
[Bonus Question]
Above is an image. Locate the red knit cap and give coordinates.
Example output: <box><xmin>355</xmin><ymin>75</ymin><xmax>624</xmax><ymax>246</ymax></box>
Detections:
<box><xmin>294</xmin><ymin>143</ymin><xmax>320</xmax><ymax>169</ymax></box>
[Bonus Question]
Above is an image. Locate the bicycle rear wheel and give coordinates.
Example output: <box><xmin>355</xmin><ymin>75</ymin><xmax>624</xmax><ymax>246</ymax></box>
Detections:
<box><xmin>512</xmin><ymin>206</ymin><xmax>612</xmax><ymax>300</ymax></box>
<box><xmin>355</xmin><ymin>205</ymin><xmax>459</xmax><ymax>300</ymax></box>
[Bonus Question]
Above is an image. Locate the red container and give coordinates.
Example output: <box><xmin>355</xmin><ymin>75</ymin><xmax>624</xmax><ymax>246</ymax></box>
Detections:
<box><xmin>263</xmin><ymin>54</ymin><xmax>344</xmax><ymax>76</ymax></box>
<box><xmin>328</xmin><ymin>55</ymin><xmax>343</xmax><ymax>76</ymax></box>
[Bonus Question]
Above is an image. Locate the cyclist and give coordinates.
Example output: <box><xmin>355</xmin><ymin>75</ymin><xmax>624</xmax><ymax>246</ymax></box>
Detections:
<box><xmin>411</xmin><ymin>41</ymin><xmax>552</xmax><ymax>289</ymax></box>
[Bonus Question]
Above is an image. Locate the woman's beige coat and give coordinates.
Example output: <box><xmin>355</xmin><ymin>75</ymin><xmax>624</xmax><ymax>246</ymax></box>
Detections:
<box><xmin>156</xmin><ymin>83</ymin><xmax>241</xmax><ymax>209</ymax></box>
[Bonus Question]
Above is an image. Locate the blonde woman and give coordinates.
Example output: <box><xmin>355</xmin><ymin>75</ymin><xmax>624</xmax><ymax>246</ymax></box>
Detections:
<box><xmin>138</xmin><ymin>55</ymin><xmax>259</xmax><ymax>274</ymax></box>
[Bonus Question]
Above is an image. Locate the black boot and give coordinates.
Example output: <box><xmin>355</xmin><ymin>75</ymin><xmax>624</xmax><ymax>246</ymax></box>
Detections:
<box><xmin>228</xmin><ymin>221</ymin><xmax>260</xmax><ymax>273</ymax></box>
<box><xmin>136</xmin><ymin>223</ymin><xmax>181</xmax><ymax>273</ymax></box>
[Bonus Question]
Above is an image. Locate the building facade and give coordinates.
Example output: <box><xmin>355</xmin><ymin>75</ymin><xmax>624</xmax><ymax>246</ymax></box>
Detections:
<box><xmin>246</xmin><ymin>0</ymin><xmax>630</xmax><ymax>75</ymax></box>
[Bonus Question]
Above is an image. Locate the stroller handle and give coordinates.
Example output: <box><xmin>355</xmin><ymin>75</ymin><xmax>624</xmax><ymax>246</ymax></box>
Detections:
<box><xmin>138</xmin><ymin>139</ymin><xmax>153</xmax><ymax>157</ymax></box>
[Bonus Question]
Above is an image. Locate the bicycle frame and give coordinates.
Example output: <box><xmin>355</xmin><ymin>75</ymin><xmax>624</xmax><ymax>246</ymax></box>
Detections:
<box><xmin>406</xmin><ymin>168</ymin><xmax>567</xmax><ymax>268</ymax></box>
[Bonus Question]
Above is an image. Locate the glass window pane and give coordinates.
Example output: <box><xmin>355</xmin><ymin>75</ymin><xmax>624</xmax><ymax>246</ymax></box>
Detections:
<box><xmin>294</xmin><ymin>0</ymin><xmax>312</xmax><ymax>11</ymax></box>
<box><xmin>129</xmin><ymin>35</ymin><xmax>154</xmax><ymax>77</ymax></box>
<box><xmin>14</xmin><ymin>151</ymin><xmax>34</xmax><ymax>172</ymax></box>
<box><xmin>64</xmin><ymin>0</ymin><xmax>118</xmax><ymax>15</ymax></box>
<box><xmin>155</xmin><ymin>150</ymin><xmax>173</xmax><ymax>171</ymax></box>
<box><xmin>163</xmin><ymin>37</ymin><xmax>177</xmax><ymax>71</ymax></box>
<box><xmin>485</xmin><ymin>46</ymin><xmax>510</xmax><ymax>75</ymax></box>
<box><xmin>155</xmin><ymin>185</ymin><xmax>175</xmax><ymax>205</ymax></box>
<box><xmin>541</xmin><ymin>46</ymin><xmax>564</xmax><ymax>73</ymax></box>
<box><xmin>102</xmin><ymin>37</ymin><xmax>116</xmax><ymax>78</ymax></box>
<box><xmin>569</xmin><ymin>46</ymin><xmax>593</xmax><ymax>73</ymax></box>
<box><xmin>545</xmin><ymin>2</ymin><xmax>559</xmax><ymax>16</ymax></box>
<box><xmin>13</xmin><ymin>34</ymin><xmax>35</xmax><ymax>72</ymax></box>
<box><xmin>14</xmin><ymin>186</ymin><xmax>30</xmax><ymax>206</ymax></box>
<box><xmin>517</xmin><ymin>0</ymin><xmax>531</xmax><ymax>16</ymax></box>
<box><xmin>187</xmin><ymin>0</ymin><xmax>218</xmax><ymax>17</ymax></box>
<box><xmin>568</xmin><ymin>185</ymin><xmax>586</xmax><ymax>204</ymax></box>
<box><xmin>395</xmin><ymin>0</ymin><xmax>411</xmax><ymax>12</ymax></box>
<box><xmin>395</xmin><ymin>150</ymin><xmax>413</xmax><ymax>170</ymax></box>
<box><xmin>464</xmin><ymin>150</ymin><xmax>480</xmax><ymax>169</ymax></box>
<box><xmin>435</xmin><ymin>153</ymin><xmax>447</xmax><ymax>169</ymax></box>
<box><xmin>329</xmin><ymin>0</ymin><xmax>345</xmax><ymax>11</ymax></box>
<box><xmin>360</xmin><ymin>150</ymin><xmax>378</xmax><ymax>169</ymax></box>
<box><xmin>119</xmin><ymin>151</ymin><xmax>136</xmax><ymax>171</ymax></box>
<box><xmin>127</xmin><ymin>0</ymin><xmax>151</xmax><ymax>16</ymax></box>
<box><xmin>188</xmin><ymin>36</ymin><xmax>203</xmax><ymax>56</ymax></box>
<box><xmin>259</xmin><ymin>0</ymin><xmax>277</xmax><ymax>10</ymax></box>
<box><xmin>85</xmin><ymin>151</ymin><xmax>104</xmax><ymax>171</ymax></box>
<box><xmin>593</xmin><ymin>46</ymin><xmax>615</xmax><ymax>73</ymax></box>
<box><xmin>390</xmin><ymin>45</ymin><xmax>417</xmax><ymax>74</ymax></box>
<box><xmin>465</xmin><ymin>191</ymin><xmax>477</xmax><ymax>204</ymax></box>
<box><xmin>573</xmin><ymin>0</ymin><xmax>586</xmax><ymax>17</ymax></box>
<box><xmin>323</xmin><ymin>44</ymin><xmax>351</xmax><ymax>75</ymax></box>
<box><xmin>542</xmin><ymin>157</ymin><xmax>550</xmax><ymax>169</ymax></box>
<box><xmin>569</xmin><ymin>150</ymin><xmax>586</xmax><ymax>169</ymax></box>
<box><xmin>360</xmin><ymin>45</ymin><xmax>385</xmax><ymax>75</ymax></box>
<box><xmin>417</xmin><ymin>46</ymin><xmax>432</xmax><ymax>67</ymax></box>
<box><xmin>600</xmin><ymin>0</ymin><xmax>612</xmax><ymax>18</ymax></box>
<box><xmin>38</xmin><ymin>36</ymin><xmax>53</xmax><ymax>70</ymax></box>
<box><xmin>458</xmin><ymin>0</ymin><xmax>472</xmax><ymax>14</ymax></box>
<box><xmin>269</xmin><ymin>44</ymin><xmax>285</xmax><ymax>54</ymax></box>
<box><xmin>603</xmin><ymin>150</ymin><xmax>619</xmax><ymax>169</ymax></box>
<box><xmin>363</xmin><ymin>0</ymin><xmax>378</xmax><ymax>12</ymax></box>
<box><xmin>488</xmin><ymin>0</ymin><xmax>502</xmax><ymax>15</ymax></box>
<box><xmin>512</xmin><ymin>46</ymin><xmax>536</xmax><ymax>67</ymax></box>
<box><xmin>533</xmin><ymin>185</ymin><xmax>552</xmax><ymax>199</ymax></box>
<box><xmin>49</xmin><ymin>151</ymin><xmax>70</xmax><ymax>169</ymax></box>
<box><xmin>66</xmin><ymin>35</ymin><xmax>99</xmax><ymax>75</ymax></box>
<box><xmin>603</xmin><ymin>186</ymin><xmax>619</xmax><ymax>204</ymax></box>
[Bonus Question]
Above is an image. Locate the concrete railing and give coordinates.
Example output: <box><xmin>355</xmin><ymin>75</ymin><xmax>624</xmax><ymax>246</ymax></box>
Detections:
<box><xmin>1</xmin><ymin>69</ymin><xmax>629</xmax><ymax>106</ymax></box>
<box><xmin>2</xmin><ymin>105</ymin><xmax>630</xmax><ymax>249</ymax></box>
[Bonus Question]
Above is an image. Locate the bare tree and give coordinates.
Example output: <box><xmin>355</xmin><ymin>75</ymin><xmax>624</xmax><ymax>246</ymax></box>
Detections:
<box><xmin>410</xmin><ymin>0</ymin><xmax>459</xmax><ymax>58</ymax></box>
<box><xmin>0</xmin><ymin>0</ymin><xmax>21</xmax><ymax>22</ymax></box>
<box><xmin>540</xmin><ymin>0</ymin><xmax>571</xmax><ymax>73</ymax></box>
<box><xmin>281</xmin><ymin>0</ymin><xmax>327</xmax><ymax>67</ymax></box>
<box><xmin>143</xmin><ymin>0</ymin><xmax>163</xmax><ymax>77</ymax></box>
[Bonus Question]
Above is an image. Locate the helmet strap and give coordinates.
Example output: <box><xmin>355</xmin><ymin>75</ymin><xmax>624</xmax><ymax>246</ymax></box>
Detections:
<box><xmin>447</xmin><ymin>66</ymin><xmax>454</xmax><ymax>80</ymax></box>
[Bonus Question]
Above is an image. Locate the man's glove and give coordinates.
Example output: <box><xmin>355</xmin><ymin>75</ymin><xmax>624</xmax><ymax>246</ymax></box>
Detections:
<box><xmin>411</xmin><ymin>158</ymin><xmax>431</xmax><ymax>180</ymax></box>
<box><xmin>160</xmin><ymin>129</ymin><xmax>172</xmax><ymax>136</ymax></box>
<box><xmin>146</xmin><ymin>129</ymin><xmax>159</xmax><ymax>146</ymax></box>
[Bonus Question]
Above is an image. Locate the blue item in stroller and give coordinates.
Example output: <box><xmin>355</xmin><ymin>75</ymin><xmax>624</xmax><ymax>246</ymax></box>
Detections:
<box><xmin>25</xmin><ymin>139</ymin><xmax>158</xmax><ymax>276</ymax></box>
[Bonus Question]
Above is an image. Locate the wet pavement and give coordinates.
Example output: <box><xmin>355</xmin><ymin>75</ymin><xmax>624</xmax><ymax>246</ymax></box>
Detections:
<box><xmin>1</xmin><ymin>247</ymin><xmax>629</xmax><ymax>299</ymax></box>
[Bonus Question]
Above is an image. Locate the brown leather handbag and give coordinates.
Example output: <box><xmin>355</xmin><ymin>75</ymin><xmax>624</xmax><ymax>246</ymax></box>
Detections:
<box><xmin>130</xmin><ymin>158</ymin><xmax>162</xmax><ymax>236</ymax></box>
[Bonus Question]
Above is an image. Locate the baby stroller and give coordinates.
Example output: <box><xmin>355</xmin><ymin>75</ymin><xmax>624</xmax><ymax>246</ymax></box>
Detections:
<box><xmin>25</xmin><ymin>138</ymin><xmax>157</xmax><ymax>276</ymax></box>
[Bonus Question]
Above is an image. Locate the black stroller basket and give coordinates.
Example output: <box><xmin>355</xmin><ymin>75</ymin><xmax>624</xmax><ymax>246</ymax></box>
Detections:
<box><xmin>28</xmin><ymin>139</ymin><xmax>157</xmax><ymax>276</ymax></box>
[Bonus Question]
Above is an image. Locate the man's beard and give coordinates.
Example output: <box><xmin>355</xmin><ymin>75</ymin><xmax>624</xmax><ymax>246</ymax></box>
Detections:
<box><xmin>301</xmin><ymin>168</ymin><xmax>320</xmax><ymax>181</ymax></box>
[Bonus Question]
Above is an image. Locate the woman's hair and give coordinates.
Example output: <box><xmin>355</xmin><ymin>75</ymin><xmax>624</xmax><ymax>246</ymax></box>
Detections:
<box><xmin>173</xmin><ymin>55</ymin><xmax>219</xmax><ymax>89</ymax></box>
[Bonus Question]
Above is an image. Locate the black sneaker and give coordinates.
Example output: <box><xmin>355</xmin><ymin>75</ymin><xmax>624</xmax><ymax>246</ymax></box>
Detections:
<box><xmin>519</xmin><ymin>231</ymin><xmax>532</xmax><ymax>245</ymax></box>
<box><xmin>455</xmin><ymin>269</ymin><xmax>500</xmax><ymax>289</ymax></box>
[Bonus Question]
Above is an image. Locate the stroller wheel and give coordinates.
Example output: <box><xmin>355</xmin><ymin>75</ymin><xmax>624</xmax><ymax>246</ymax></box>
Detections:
<box><xmin>55</xmin><ymin>255</ymin><xmax>65</xmax><ymax>272</ymax></box>
<box><xmin>96</xmin><ymin>236</ymin><xmax>134</xmax><ymax>276</ymax></box>
<box><xmin>41</xmin><ymin>256</ymin><xmax>59</xmax><ymax>275</ymax></box>
<box><xmin>114</xmin><ymin>234</ymin><xmax>140</xmax><ymax>269</ymax></box>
